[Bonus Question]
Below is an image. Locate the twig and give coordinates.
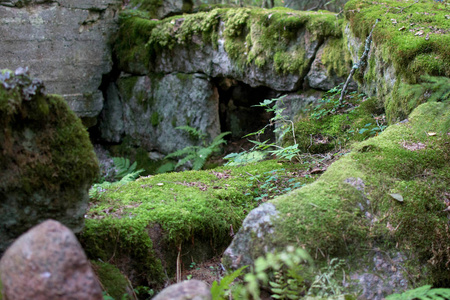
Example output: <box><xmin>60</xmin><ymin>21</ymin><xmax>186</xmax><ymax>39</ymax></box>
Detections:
<box><xmin>176</xmin><ymin>244</ymin><xmax>182</xmax><ymax>283</ymax></box>
<box><xmin>398</xmin><ymin>0</ymin><xmax>419</xmax><ymax>14</ymax></box>
<box><xmin>339</xmin><ymin>19</ymin><xmax>380</xmax><ymax>104</ymax></box>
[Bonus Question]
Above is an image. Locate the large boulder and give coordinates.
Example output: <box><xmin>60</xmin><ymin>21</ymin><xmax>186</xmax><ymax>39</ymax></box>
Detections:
<box><xmin>99</xmin><ymin>72</ymin><xmax>220</xmax><ymax>154</ymax></box>
<box><xmin>0</xmin><ymin>0</ymin><xmax>122</xmax><ymax>119</ymax></box>
<box><xmin>0</xmin><ymin>69</ymin><xmax>99</xmax><ymax>253</ymax></box>
<box><xmin>223</xmin><ymin>101</ymin><xmax>450</xmax><ymax>297</ymax></box>
<box><xmin>0</xmin><ymin>220</ymin><xmax>103</xmax><ymax>300</ymax></box>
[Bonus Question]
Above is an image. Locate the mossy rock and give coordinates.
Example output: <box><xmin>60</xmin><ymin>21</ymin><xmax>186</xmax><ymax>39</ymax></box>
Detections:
<box><xmin>91</xmin><ymin>261</ymin><xmax>133</xmax><ymax>300</ymax></box>
<box><xmin>80</xmin><ymin>160</ymin><xmax>317</xmax><ymax>288</ymax></box>
<box><xmin>286</xmin><ymin>92</ymin><xmax>384</xmax><ymax>154</ymax></box>
<box><xmin>224</xmin><ymin>101</ymin><xmax>450</xmax><ymax>288</ymax></box>
<box><xmin>114</xmin><ymin>6</ymin><xmax>343</xmax><ymax>89</ymax></box>
<box><xmin>344</xmin><ymin>0</ymin><xmax>450</xmax><ymax>122</ymax></box>
<box><xmin>0</xmin><ymin>70</ymin><xmax>99</xmax><ymax>253</ymax></box>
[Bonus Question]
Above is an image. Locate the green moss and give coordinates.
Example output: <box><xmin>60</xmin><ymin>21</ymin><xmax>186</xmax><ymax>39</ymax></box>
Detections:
<box><xmin>81</xmin><ymin>160</ymin><xmax>315</xmax><ymax>286</ymax></box>
<box><xmin>0</xmin><ymin>82</ymin><xmax>98</xmax><ymax>202</ymax></box>
<box><xmin>114</xmin><ymin>10</ymin><xmax>158</xmax><ymax>72</ymax></box>
<box><xmin>91</xmin><ymin>261</ymin><xmax>131</xmax><ymax>299</ymax></box>
<box><xmin>345</xmin><ymin>0</ymin><xmax>450</xmax><ymax>79</ymax></box>
<box><xmin>321</xmin><ymin>37</ymin><xmax>352</xmax><ymax>78</ymax></box>
<box><xmin>117</xmin><ymin>7</ymin><xmax>342</xmax><ymax>75</ymax></box>
<box><xmin>272</xmin><ymin>101</ymin><xmax>450</xmax><ymax>285</ymax></box>
<box><xmin>289</xmin><ymin>94</ymin><xmax>383</xmax><ymax>153</ymax></box>
<box><xmin>151</xmin><ymin>111</ymin><xmax>160</xmax><ymax>126</ymax></box>
<box><xmin>128</xmin><ymin>0</ymin><xmax>162</xmax><ymax>18</ymax></box>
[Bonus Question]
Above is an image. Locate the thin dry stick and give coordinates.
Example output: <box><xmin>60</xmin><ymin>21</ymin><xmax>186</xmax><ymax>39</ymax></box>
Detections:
<box><xmin>176</xmin><ymin>244</ymin><xmax>182</xmax><ymax>283</ymax></box>
<box><xmin>339</xmin><ymin>19</ymin><xmax>380</xmax><ymax>104</ymax></box>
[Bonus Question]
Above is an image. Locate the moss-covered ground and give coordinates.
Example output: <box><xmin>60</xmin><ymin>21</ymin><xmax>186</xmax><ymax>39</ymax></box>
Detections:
<box><xmin>272</xmin><ymin>101</ymin><xmax>450</xmax><ymax>285</ymax></box>
<box><xmin>80</xmin><ymin>159</ymin><xmax>318</xmax><ymax>288</ymax></box>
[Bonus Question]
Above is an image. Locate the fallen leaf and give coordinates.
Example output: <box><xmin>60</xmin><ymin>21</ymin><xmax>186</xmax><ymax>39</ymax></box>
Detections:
<box><xmin>425</xmin><ymin>33</ymin><xmax>430</xmax><ymax>41</ymax></box>
<box><xmin>445</xmin><ymin>15</ymin><xmax>450</xmax><ymax>20</ymax></box>
<box><xmin>157</xmin><ymin>183</ymin><xmax>164</xmax><ymax>186</ymax></box>
<box><xmin>391</xmin><ymin>18</ymin><xmax>397</xmax><ymax>24</ymax></box>
<box><xmin>427</xmin><ymin>132</ymin><xmax>437</xmax><ymax>136</ymax></box>
<box><xmin>399</xmin><ymin>26</ymin><xmax>406</xmax><ymax>31</ymax></box>
<box><xmin>401</xmin><ymin>141</ymin><xmax>426</xmax><ymax>151</ymax></box>
<box><xmin>390</xmin><ymin>193</ymin><xmax>404</xmax><ymax>202</ymax></box>
<box><xmin>415</xmin><ymin>30</ymin><xmax>424</xmax><ymax>36</ymax></box>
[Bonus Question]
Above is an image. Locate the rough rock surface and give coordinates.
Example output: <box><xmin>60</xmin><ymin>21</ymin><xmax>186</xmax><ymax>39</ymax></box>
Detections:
<box><xmin>135</xmin><ymin>19</ymin><xmax>325</xmax><ymax>92</ymax></box>
<box><xmin>0</xmin><ymin>70</ymin><xmax>99</xmax><ymax>253</ymax></box>
<box><xmin>0</xmin><ymin>0</ymin><xmax>122</xmax><ymax>118</ymax></box>
<box><xmin>0</xmin><ymin>220</ymin><xmax>103</xmax><ymax>300</ymax></box>
<box><xmin>285</xmin><ymin>0</ymin><xmax>349</xmax><ymax>12</ymax></box>
<box><xmin>222</xmin><ymin>203</ymin><xmax>279</xmax><ymax>269</ymax></box>
<box><xmin>344</xmin><ymin>24</ymin><xmax>396</xmax><ymax>103</ymax></box>
<box><xmin>153</xmin><ymin>280</ymin><xmax>211</xmax><ymax>300</ymax></box>
<box><xmin>306</xmin><ymin>38</ymin><xmax>355</xmax><ymax>91</ymax></box>
<box><xmin>157</xmin><ymin>0</ymin><xmax>192</xmax><ymax>18</ymax></box>
<box><xmin>99</xmin><ymin>72</ymin><xmax>220</xmax><ymax>154</ymax></box>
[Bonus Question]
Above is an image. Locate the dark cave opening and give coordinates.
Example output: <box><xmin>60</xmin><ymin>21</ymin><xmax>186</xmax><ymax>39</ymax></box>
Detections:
<box><xmin>213</xmin><ymin>77</ymin><xmax>278</xmax><ymax>150</ymax></box>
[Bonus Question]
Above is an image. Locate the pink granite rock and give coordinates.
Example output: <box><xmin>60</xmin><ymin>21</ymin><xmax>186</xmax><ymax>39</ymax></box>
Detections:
<box><xmin>0</xmin><ymin>220</ymin><xmax>103</xmax><ymax>300</ymax></box>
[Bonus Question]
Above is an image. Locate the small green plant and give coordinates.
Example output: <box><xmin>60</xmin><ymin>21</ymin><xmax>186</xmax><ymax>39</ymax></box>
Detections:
<box><xmin>245</xmin><ymin>169</ymin><xmax>304</xmax><ymax>203</ymax></box>
<box><xmin>307</xmin><ymin>258</ymin><xmax>346</xmax><ymax>297</ymax></box>
<box><xmin>311</xmin><ymin>84</ymin><xmax>346</xmax><ymax>120</ymax></box>
<box><xmin>225</xmin><ymin>95</ymin><xmax>303</xmax><ymax>165</ymax></box>
<box><xmin>89</xmin><ymin>157</ymin><xmax>143</xmax><ymax>200</ymax></box>
<box><xmin>386</xmin><ymin>285</ymin><xmax>450</xmax><ymax>300</ymax></box>
<box><xmin>158</xmin><ymin>126</ymin><xmax>231</xmax><ymax>172</ymax></box>
<box><xmin>211</xmin><ymin>266</ymin><xmax>248</xmax><ymax>300</ymax></box>
<box><xmin>211</xmin><ymin>248</ymin><xmax>356</xmax><ymax>300</ymax></box>
<box><xmin>112</xmin><ymin>157</ymin><xmax>144</xmax><ymax>180</ymax></box>
<box><xmin>134</xmin><ymin>286</ymin><xmax>154</xmax><ymax>299</ymax></box>
<box><xmin>236</xmin><ymin>246</ymin><xmax>314</xmax><ymax>300</ymax></box>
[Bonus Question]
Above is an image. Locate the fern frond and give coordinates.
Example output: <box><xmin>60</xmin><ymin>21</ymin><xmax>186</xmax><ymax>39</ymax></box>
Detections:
<box><xmin>119</xmin><ymin>170</ymin><xmax>142</xmax><ymax>183</ymax></box>
<box><xmin>112</xmin><ymin>157</ymin><xmax>143</xmax><ymax>180</ymax></box>
<box><xmin>175</xmin><ymin>125</ymin><xmax>206</xmax><ymax>140</ymax></box>
<box><xmin>165</xmin><ymin>147</ymin><xmax>194</xmax><ymax>159</ymax></box>
<box><xmin>208</xmin><ymin>131</ymin><xmax>231</xmax><ymax>151</ymax></box>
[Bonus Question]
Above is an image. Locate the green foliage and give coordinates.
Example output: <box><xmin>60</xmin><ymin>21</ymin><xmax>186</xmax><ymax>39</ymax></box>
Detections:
<box><xmin>112</xmin><ymin>157</ymin><xmax>144</xmax><ymax>180</ymax></box>
<box><xmin>386</xmin><ymin>285</ymin><xmax>450</xmax><ymax>300</ymax></box>
<box><xmin>160</xmin><ymin>127</ymin><xmax>231</xmax><ymax>171</ymax></box>
<box><xmin>226</xmin><ymin>95</ymin><xmax>304</xmax><ymax>165</ymax></box>
<box><xmin>224</xmin><ymin>150</ymin><xmax>267</xmax><ymax>166</ymax></box>
<box><xmin>230</xmin><ymin>246</ymin><xmax>315</xmax><ymax>300</ymax></box>
<box><xmin>289</xmin><ymin>85</ymin><xmax>387</xmax><ymax>154</ymax></box>
<box><xmin>245</xmin><ymin>169</ymin><xmax>306</xmax><ymax>203</ymax></box>
<box><xmin>307</xmin><ymin>258</ymin><xmax>346</xmax><ymax>297</ymax></box>
<box><xmin>310</xmin><ymin>84</ymin><xmax>346</xmax><ymax>120</ymax></box>
<box><xmin>211</xmin><ymin>266</ymin><xmax>248</xmax><ymax>300</ymax></box>
<box><xmin>89</xmin><ymin>157</ymin><xmax>143</xmax><ymax>200</ymax></box>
